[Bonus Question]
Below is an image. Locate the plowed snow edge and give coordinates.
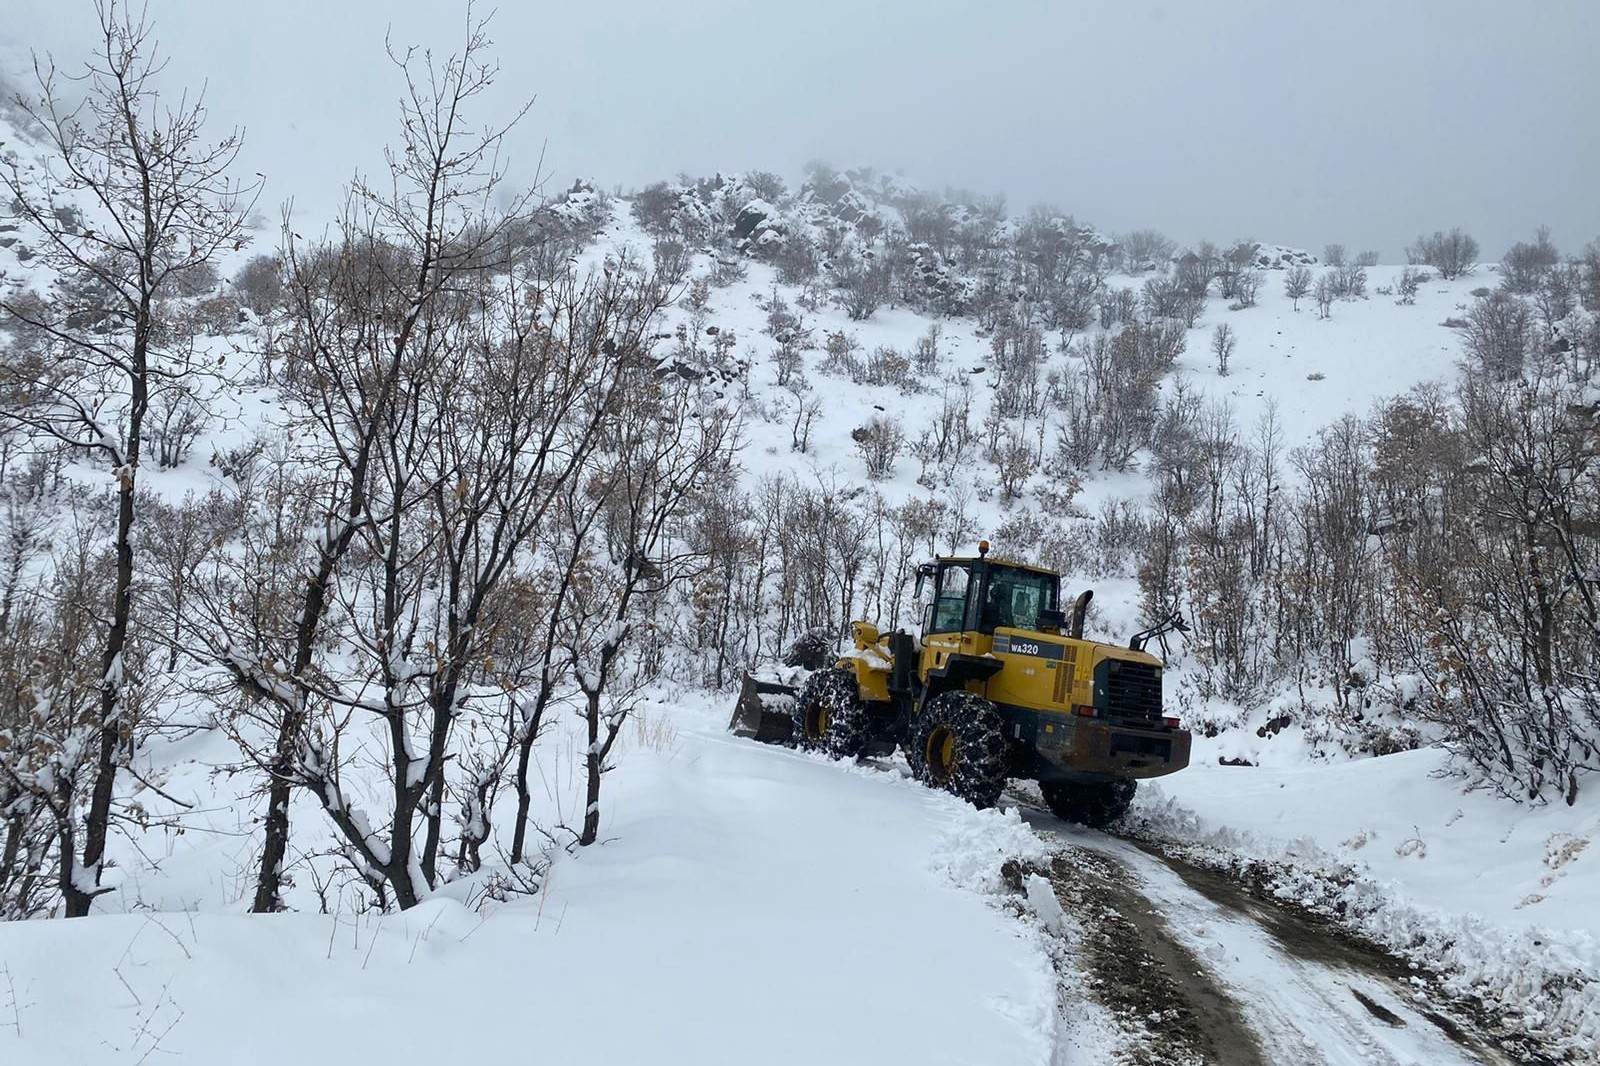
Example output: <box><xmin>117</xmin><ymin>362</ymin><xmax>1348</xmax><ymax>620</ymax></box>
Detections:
<box><xmin>1119</xmin><ymin>812</ymin><xmax>1596</xmax><ymax>1063</ymax></box>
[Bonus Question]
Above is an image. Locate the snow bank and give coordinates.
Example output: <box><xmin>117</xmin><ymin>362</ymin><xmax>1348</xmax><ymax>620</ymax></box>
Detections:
<box><xmin>1129</xmin><ymin>748</ymin><xmax>1600</xmax><ymax>1059</ymax></box>
<box><xmin>0</xmin><ymin>690</ymin><xmax>1061</xmax><ymax>1066</ymax></box>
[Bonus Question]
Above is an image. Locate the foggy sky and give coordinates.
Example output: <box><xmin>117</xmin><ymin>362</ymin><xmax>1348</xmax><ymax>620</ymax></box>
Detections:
<box><xmin>4</xmin><ymin>0</ymin><xmax>1597</xmax><ymax>259</ymax></box>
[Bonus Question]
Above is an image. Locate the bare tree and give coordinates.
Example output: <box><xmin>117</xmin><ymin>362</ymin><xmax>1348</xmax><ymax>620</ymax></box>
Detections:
<box><xmin>819</xmin><ymin>329</ymin><xmax>861</xmax><ymax>377</ymax></box>
<box><xmin>1394</xmin><ymin>267</ymin><xmax>1427</xmax><ymax>305</ymax></box>
<box><xmin>232</xmin><ymin>255</ymin><xmax>285</xmax><ymax>315</ymax></box>
<box><xmin>0</xmin><ymin>1</ymin><xmax>255</xmax><ymax>915</ymax></box>
<box><xmin>1500</xmin><ymin>226</ymin><xmax>1560</xmax><ymax>295</ymax></box>
<box><xmin>1323</xmin><ymin>244</ymin><xmax>1347</xmax><ymax>268</ymax></box>
<box><xmin>1211</xmin><ymin>323</ymin><xmax>1236</xmax><ymax>375</ymax></box>
<box><xmin>773</xmin><ymin>338</ymin><xmax>803</xmax><ymax>388</ymax></box>
<box><xmin>914</xmin><ymin>323</ymin><xmax>942</xmax><ymax>373</ymax></box>
<box><xmin>1216</xmin><ymin>241</ymin><xmax>1256</xmax><ymax>300</ymax></box>
<box><xmin>788</xmin><ymin>381</ymin><xmax>822</xmax><ymax>454</ymax></box>
<box><xmin>1174</xmin><ymin>243</ymin><xmax>1218</xmax><ymax>299</ymax></box>
<box><xmin>1313</xmin><ymin>274</ymin><xmax>1335</xmax><ymax>319</ymax></box>
<box><xmin>993</xmin><ymin>426</ymin><xmax>1034</xmax><ymax>505</ymax></box>
<box><xmin>564</xmin><ymin>374</ymin><xmax>739</xmax><ymax>846</ymax></box>
<box><xmin>1099</xmin><ymin>287</ymin><xmax>1138</xmax><ymax>330</ymax></box>
<box><xmin>1233</xmin><ymin>268</ymin><xmax>1262</xmax><ymax>308</ymax></box>
<box><xmin>411</xmin><ymin>265</ymin><xmax>677</xmax><ymax>884</ymax></box>
<box><xmin>1396</xmin><ymin>355</ymin><xmax>1600</xmax><ymax>803</ymax></box>
<box><xmin>853</xmin><ymin>415</ymin><xmax>905</xmax><ymax>480</ymax></box>
<box><xmin>1118</xmin><ymin>229</ymin><xmax>1176</xmax><ymax>272</ymax></box>
<box><xmin>1406</xmin><ymin>228</ymin><xmax>1479</xmax><ymax>279</ymax></box>
<box><xmin>1458</xmin><ymin>291</ymin><xmax>1533</xmax><ymax>380</ymax></box>
<box><xmin>834</xmin><ymin>246</ymin><xmax>890</xmax><ymax>321</ymax></box>
<box><xmin>1284</xmin><ymin>266</ymin><xmax>1313</xmax><ymax>310</ymax></box>
<box><xmin>148</xmin><ymin>379</ymin><xmax>209</xmax><ymax>469</ymax></box>
<box><xmin>206</xmin><ymin>14</ymin><xmax>563</xmax><ymax>911</ymax></box>
<box><xmin>1142</xmin><ymin>273</ymin><xmax>1204</xmax><ymax>328</ymax></box>
<box><xmin>1329</xmin><ymin>263</ymin><xmax>1368</xmax><ymax>299</ymax></box>
<box><xmin>0</xmin><ymin>502</ymin><xmax>111</xmax><ymax>918</ymax></box>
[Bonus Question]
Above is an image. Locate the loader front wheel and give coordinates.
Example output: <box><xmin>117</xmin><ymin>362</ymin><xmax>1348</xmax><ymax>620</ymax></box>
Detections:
<box><xmin>793</xmin><ymin>667</ymin><xmax>869</xmax><ymax>759</ymax></box>
<box><xmin>1039</xmin><ymin>779</ymin><xmax>1136</xmax><ymax>828</ymax></box>
<box><xmin>908</xmin><ymin>690</ymin><xmax>1008</xmax><ymax>809</ymax></box>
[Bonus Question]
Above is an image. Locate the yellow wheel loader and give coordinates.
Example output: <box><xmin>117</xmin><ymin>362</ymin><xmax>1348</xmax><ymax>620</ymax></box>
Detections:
<box><xmin>728</xmin><ymin>543</ymin><xmax>1191</xmax><ymax>826</ymax></box>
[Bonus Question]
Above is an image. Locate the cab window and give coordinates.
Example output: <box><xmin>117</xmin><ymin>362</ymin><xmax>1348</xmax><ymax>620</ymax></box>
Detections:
<box><xmin>931</xmin><ymin>564</ymin><xmax>972</xmax><ymax>633</ymax></box>
<box><xmin>980</xmin><ymin>568</ymin><xmax>1057</xmax><ymax>632</ymax></box>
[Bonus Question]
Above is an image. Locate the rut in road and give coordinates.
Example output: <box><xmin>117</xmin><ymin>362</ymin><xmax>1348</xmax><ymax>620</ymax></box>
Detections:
<box><xmin>1013</xmin><ymin>845</ymin><xmax>1268</xmax><ymax>1066</ymax></box>
<box><xmin>1024</xmin><ymin>816</ymin><xmax>1519</xmax><ymax>1066</ymax></box>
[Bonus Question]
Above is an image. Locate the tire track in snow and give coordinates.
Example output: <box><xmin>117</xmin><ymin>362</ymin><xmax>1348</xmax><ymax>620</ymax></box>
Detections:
<box><xmin>1025</xmin><ymin>813</ymin><xmax>1516</xmax><ymax>1066</ymax></box>
<box><xmin>1015</xmin><ymin>846</ymin><xmax>1267</xmax><ymax>1066</ymax></box>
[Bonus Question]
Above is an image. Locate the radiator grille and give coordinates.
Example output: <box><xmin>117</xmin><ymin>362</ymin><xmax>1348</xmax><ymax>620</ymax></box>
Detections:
<box><xmin>1105</xmin><ymin>661</ymin><xmax>1162</xmax><ymax>720</ymax></box>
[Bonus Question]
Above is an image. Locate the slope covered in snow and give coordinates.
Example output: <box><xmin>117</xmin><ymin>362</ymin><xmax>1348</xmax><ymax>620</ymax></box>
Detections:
<box><xmin>2</xmin><ymin>38</ymin><xmax>1597</xmax><ymax>1059</ymax></box>
<box><xmin>0</xmin><ymin>695</ymin><xmax>1067</xmax><ymax>1066</ymax></box>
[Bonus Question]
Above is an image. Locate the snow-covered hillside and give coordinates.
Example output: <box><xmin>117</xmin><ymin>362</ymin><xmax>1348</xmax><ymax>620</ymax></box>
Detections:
<box><xmin>601</xmin><ymin>198</ymin><xmax>1600</xmax><ymax>1050</ymax></box>
<box><xmin>3</xmin><ymin>17</ymin><xmax>1598</xmax><ymax>1063</ymax></box>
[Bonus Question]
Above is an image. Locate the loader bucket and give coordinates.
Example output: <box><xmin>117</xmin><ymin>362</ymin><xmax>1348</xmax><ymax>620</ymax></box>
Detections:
<box><xmin>727</xmin><ymin>672</ymin><xmax>799</xmax><ymax>745</ymax></box>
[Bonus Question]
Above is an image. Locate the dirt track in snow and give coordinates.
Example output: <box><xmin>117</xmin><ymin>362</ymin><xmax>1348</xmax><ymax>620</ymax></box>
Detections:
<box><xmin>1019</xmin><ymin>809</ymin><xmax>1533</xmax><ymax>1066</ymax></box>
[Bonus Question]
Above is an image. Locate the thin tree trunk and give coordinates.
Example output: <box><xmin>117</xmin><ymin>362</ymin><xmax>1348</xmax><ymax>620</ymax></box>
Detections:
<box><xmin>73</xmin><ymin>301</ymin><xmax>148</xmax><ymax>917</ymax></box>
<box><xmin>387</xmin><ymin>725</ymin><xmax>421</xmax><ymax>910</ymax></box>
<box><xmin>420</xmin><ymin>680</ymin><xmax>458</xmax><ymax>888</ymax></box>
<box><xmin>253</xmin><ymin>545</ymin><xmax>351</xmax><ymax>912</ymax></box>
<box><xmin>509</xmin><ymin>724</ymin><xmax>536</xmax><ymax>864</ymax></box>
<box><xmin>509</xmin><ymin>677</ymin><xmax>557</xmax><ymax>865</ymax></box>
<box><xmin>580</xmin><ymin>689</ymin><xmax>604</xmax><ymax>846</ymax></box>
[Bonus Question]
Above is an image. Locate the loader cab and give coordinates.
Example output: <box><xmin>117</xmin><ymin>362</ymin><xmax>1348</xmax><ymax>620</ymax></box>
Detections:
<box><xmin>977</xmin><ymin>566</ymin><xmax>1059</xmax><ymax>634</ymax></box>
<box><xmin>919</xmin><ymin>561</ymin><xmax>976</xmax><ymax>634</ymax></box>
<box><xmin>914</xmin><ymin>554</ymin><xmax>1062</xmax><ymax>637</ymax></box>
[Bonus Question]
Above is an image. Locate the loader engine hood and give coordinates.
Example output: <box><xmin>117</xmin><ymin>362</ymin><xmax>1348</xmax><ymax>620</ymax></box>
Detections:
<box><xmin>987</xmin><ymin>629</ymin><xmax>1163</xmax><ymax>718</ymax></box>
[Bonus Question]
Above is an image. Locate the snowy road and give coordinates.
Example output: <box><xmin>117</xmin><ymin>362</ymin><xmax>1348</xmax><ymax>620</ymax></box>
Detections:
<box><xmin>1024</xmin><ymin>810</ymin><xmax>1519</xmax><ymax>1066</ymax></box>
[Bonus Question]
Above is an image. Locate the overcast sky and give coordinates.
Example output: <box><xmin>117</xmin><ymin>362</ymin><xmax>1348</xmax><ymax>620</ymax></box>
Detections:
<box><xmin>4</xmin><ymin>0</ymin><xmax>1597</xmax><ymax>259</ymax></box>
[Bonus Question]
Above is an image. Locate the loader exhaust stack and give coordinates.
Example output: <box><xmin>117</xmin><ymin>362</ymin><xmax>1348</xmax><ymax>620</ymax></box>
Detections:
<box><xmin>1069</xmin><ymin>589</ymin><xmax>1093</xmax><ymax>639</ymax></box>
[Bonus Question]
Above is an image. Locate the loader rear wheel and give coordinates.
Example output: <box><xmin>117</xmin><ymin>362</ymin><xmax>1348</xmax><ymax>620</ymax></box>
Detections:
<box><xmin>793</xmin><ymin>667</ymin><xmax>869</xmax><ymax>759</ymax></box>
<box><xmin>1039</xmin><ymin>779</ymin><xmax>1136</xmax><ymax>828</ymax></box>
<box><xmin>908</xmin><ymin>690</ymin><xmax>1008</xmax><ymax>809</ymax></box>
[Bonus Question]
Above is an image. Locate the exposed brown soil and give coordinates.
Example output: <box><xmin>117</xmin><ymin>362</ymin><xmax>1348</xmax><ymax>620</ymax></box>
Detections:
<box><xmin>1126</xmin><ymin>838</ymin><xmax>1553</xmax><ymax>1066</ymax></box>
<box><xmin>1008</xmin><ymin>850</ymin><xmax>1268</xmax><ymax>1066</ymax></box>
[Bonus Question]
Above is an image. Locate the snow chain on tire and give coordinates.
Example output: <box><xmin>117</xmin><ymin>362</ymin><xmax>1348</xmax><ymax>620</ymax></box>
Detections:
<box><xmin>908</xmin><ymin>689</ymin><xmax>1008</xmax><ymax>809</ymax></box>
<box><xmin>793</xmin><ymin>667</ymin><xmax>870</xmax><ymax>759</ymax></box>
<box><xmin>1039</xmin><ymin>779</ymin><xmax>1137</xmax><ymax>828</ymax></box>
